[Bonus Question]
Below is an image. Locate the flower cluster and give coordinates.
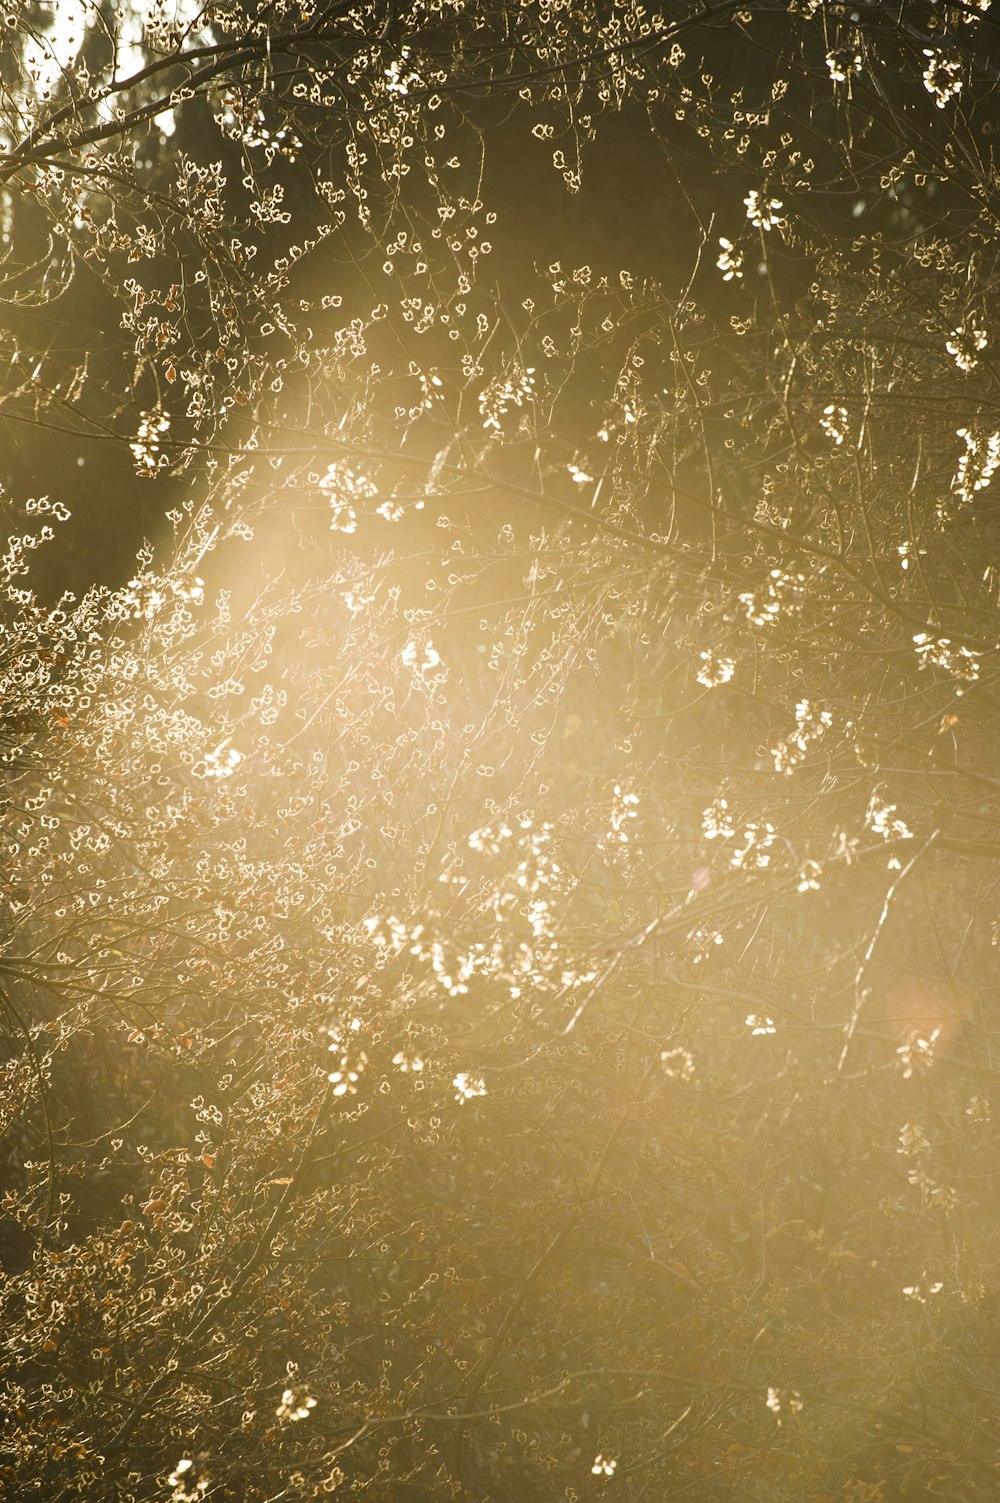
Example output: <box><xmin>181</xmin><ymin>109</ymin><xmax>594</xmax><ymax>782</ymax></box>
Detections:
<box><xmin>607</xmin><ymin>784</ymin><xmax>640</xmax><ymax>845</ymax></box>
<box><xmin>401</xmin><ymin>639</ymin><xmax>444</xmax><ymax>677</ymax></box>
<box><xmin>393</xmin><ymin>1048</ymin><xmax>425</xmax><ymax>1073</ymax></box>
<box><xmin>826</xmin><ymin>47</ymin><xmax>862</xmax><ymax>83</ymax></box>
<box><xmin>730</xmin><ymin>821</ymin><xmax>776</xmax><ymax>870</ymax></box>
<box><xmin>168</xmin><ymin>1458</ymin><xmax>210</xmax><ymax>1502</ymax></box>
<box><xmin>953</xmin><ymin>427</ymin><xmax>1000</xmax><ymax>504</ymax></box>
<box><xmin>328</xmin><ymin>1044</ymin><xmax>368</xmax><ymax>1098</ymax></box>
<box><xmin>738</xmin><ymin>568</ymin><xmax>805</xmax><ymax>627</ymax></box>
<box><xmin>479</xmin><ymin>366</ymin><xmax>536</xmax><ymax>432</ymax></box>
<box><xmin>319</xmin><ymin>462</ymin><xmax>378</xmax><ymax>533</ymax></box>
<box><xmin>130</xmin><ymin>408</ymin><xmax>171</xmax><ymax>475</ymax></box>
<box><xmin>697</xmin><ymin>650</ymin><xmax>736</xmax><ymax>688</ymax></box>
<box><xmin>896</xmin><ymin>541</ymin><xmax>926</xmax><ymax>572</ymax></box>
<box><xmin>660</xmin><ymin>1047</ymin><xmax>695</xmax><ymax>1080</ymax></box>
<box><xmin>453</xmin><ymin>1072</ymin><xmax>486</xmax><ymax>1103</ymax></box>
<box><xmin>195</xmin><ymin>741</ymin><xmax>242</xmax><ymax>781</ymax></box>
<box><xmin>866</xmin><ymin>791</ymin><xmax>913</xmax><ymax>842</ymax></box>
<box><xmin>903</xmin><ymin>1275</ymin><xmax>944</xmax><ymax>1304</ymax></box>
<box><xmin>896</xmin><ymin>1026</ymin><xmax>940</xmax><ymax>1080</ymax></box>
<box><xmin>820</xmin><ymin>404</ymin><xmax>849</xmax><ymax>446</ymax></box>
<box><xmin>922</xmin><ymin>50</ymin><xmax>963</xmax><ymax>108</ymax></box>
<box><xmin>771</xmin><ymin>699</ymin><xmax>833</xmax><ymax>775</ymax></box>
<box><xmin>716</xmin><ymin>237</ymin><xmax>743</xmax><ymax>280</ymax></box>
<box><xmin>766</xmin><ymin>1387</ymin><xmax>803</xmax><ymax>1424</ymax></box>
<box><xmin>913</xmin><ymin>633</ymin><xmax>980</xmax><ymax>688</ymax></box>
<box><xmin>946</xmin><ymin>324</ymin><xmax>987</xmax><ymax>373</ymax></box>
<box><xmin>276</xmin><ymin>1386</ymin><xmax>318</xmax><ymax>1422</ymax></box>
<box><xmin>702</xmin><ymin>795</ymin><xmax>735</xmax><ymax>841</ymax></box>
<box><xmin>744</xmin><ymin>189</ymin><xmax>783</xmax><ymax>230</ymax></box>
<box><xmin>898</xmin><ymin>1122</ymin><xmax>930</xmax><ymax>1157</ymax></box>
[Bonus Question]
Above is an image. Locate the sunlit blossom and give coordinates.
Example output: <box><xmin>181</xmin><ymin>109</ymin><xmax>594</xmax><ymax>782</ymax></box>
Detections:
<box><xmin>820</xmin><ymin>404</ymin><xmax>849</xmax><ymax>446</ymax></box>
<box><xmin>716</xmin><ymin>236</ymin><xmax>743</xmax><ymax>280</ymax></box>
<box><xmin>922</xmin><ymin>49</ymin><xmax>963</xmax><ymax>108</ymax></box>
<box><xmin>393</xmin><ymin>1049</ymin><xmax>425</xmax><ymax>1073</ymax></box>
<box><xmin>453</xmin><ymin>1072</ymin><xmax>486</xmax><ymax>1103</ymax></box>
<box><xmin>766</xmin><ymin>1387</ymin><xmax>803</xmax><ymax>1424</ymax></box>
<box><xmin>946</xmin><ymin>324</ymin><xmax>987</xmax><ymax>373</ymax></box>
<box><xmin>196</xmin><ymin>742</ymin><xmax>242</xmax><ymax>781</ymax></box>
<box><xmin>744</xmin><ymin>189</ymin><xmax>783</xmax><ymax>230</ymax></box>
<box><xmin>903</xmin><ymin>1276</ymin><xmax>944</xmax><ymax>1304</ymax></box>
<box><xmin>697</xmin><ymin>650</ymin><xmax>735</xmax><ymax>688</ymax></box>
<box><xmin>276</xmin><ymin>1386</ymin><xmax>317</xmax><ymax>1421</ymax></box>
<box><xmin>401</xmin><ymin>639</ymin><xmax>443</xmax><ymax>675</ymax></box>
<box><xmin>660</xmin><ymin>1047</ymin><xmax>695</xmax><ymax>1080</ymax></box>
<box><xmin>168</xmin><ymin>1457</ymin><xmax>210</xmax><ymax>1502</ymax></box>
<box><xmin>826</xmin><ymin>47</ymin><xmax>862</xmax><ymax>82</ymax></box>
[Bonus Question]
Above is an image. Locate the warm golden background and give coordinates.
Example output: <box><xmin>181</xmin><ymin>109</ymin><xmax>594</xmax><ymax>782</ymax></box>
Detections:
<box><xmin>1</xmin><ymin>4</ymin><xmax>998</xmax><ymax>1500</ymax></box>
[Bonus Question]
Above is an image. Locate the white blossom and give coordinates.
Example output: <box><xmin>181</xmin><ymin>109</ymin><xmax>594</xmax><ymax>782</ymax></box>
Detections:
<box><xmin>897</xmin><ymin>541</ymin><xmax>926</xmax><ymax>571</ymax></box>
<box><xmin>453</xmin><ymin>1072</ymin><xmax>486</xmax><ymax>1103</ymax></box>
<box><xmin>913</xmin><ymin>633</ymin><xmax>980</xmax><ymax>688</ymax></box>
<box><xmin>771</xmin><ymin>699</ymin><xmax>833</xmax><ymax>775</ymax></box>
<box><xmin>328</xmin><ymin>1046</ymin><xmax>367</xmax><ymax>1097</ymax></box>
<box><xmin>903</xmin><ymin>1276</ymin><xmax>944</xmax><ymax>1304</ymax></box>
<box><xmin>766</xmin><ymin>1387</ymin><xmax>803</xmax><ymax>1423</ymax></box>
<box><xmin>898</xmin><ymin>1122</ymin><xmax>930</xmax><ymax>1157</ymax></box>
<box><xmin>896</xmin><ymin>1027</ymin><xmax>940</xmax><ymax>1080</ymax></box>
<box><xmin>820</xmin><ymin>404</ymin><xmax>849</xmax><ymax>446</ymax></box>
<box><xmin>702</xmin><ymin>796</ymin><xmax>735</xmax><ymax>841</ymax></box>
<box><xmin>946</xmin><ymin>324</ymin><xmax>987</xmax><ymax>373</ymax></box>
<box><xmin>954</xmin><ymin>427</ymin><xmax>1000</xmax><ymax>504</ymax></box>
<box><xmin>697</xmin><ymin>650</ymin><xmax>735</xmax><ymax>688</ymax></box>
<box><xmin>479</xmin><ymin>366</ymin><xmax>535</xmax><ymax>432</ymax></box>
<box><xmin>731</xmin><ymin>821</ymin><xmax>775</xmax><ymax>870</ymax></box>
<box><xmin>744</xmin><ymin>189</ymin><xmax>783</xmax><ymax>230</ymax></box>
<box><xmin>660</xmin><ymin>1047</ymin><xmax>695</xmax><ymax>1080</ymax></box>
<box><xmin>922</xmin><ymin>50</ymin><xmax>963</xmax><ymax>108</ymax></box>
<box><xmin>196</xmin><ymin>741</ymin><xmax>242</xmax><ymax>781</ymax></box>
<box><xmin>866</xmin><ymin>791</ymin><xmax>912</xmax><ymax>842</ymax></box>
<box><xmin>739</xmin><ymin>568</ymin><xmax>805</xmax><ymax>627</ymax></box>
<box><xmin>826</xmin><ymin>47</ymin><xmax>862</xmax><ymax>83</ymax></box>
<box><xmin>401</xmin><ymin>639</ymin><xmax>443</xmax><ymax>676</ymax></box>
<box><xmin>276</xmin><ymin>1386</ymin><xmax>317</xmax><ymax>1422</ymax></box>
<box><xmin>716</xmin><ymin>236</ymin><xmax>743</xmax><ymax>280</ymax></box>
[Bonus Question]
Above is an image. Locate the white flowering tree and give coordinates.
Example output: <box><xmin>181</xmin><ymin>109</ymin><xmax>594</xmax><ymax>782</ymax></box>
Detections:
<box><xmin>1</xmin><ymin>3</ymin><xmax>1000</xmax><ymax>1501</ymax></box>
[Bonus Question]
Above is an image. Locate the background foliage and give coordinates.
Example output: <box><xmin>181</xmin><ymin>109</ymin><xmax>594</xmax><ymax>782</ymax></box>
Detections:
<box><xmin>2</xmin><ymin>2</ymin><xmax>1000</xmax><ymax>1499</ymax></box>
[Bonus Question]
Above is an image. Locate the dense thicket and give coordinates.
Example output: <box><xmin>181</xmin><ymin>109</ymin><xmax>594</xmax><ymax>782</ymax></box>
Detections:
<box><xmin>2</xmin><ymin>3</ymin><xmax>1000</xmax><ymax>1500</ymax></box>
